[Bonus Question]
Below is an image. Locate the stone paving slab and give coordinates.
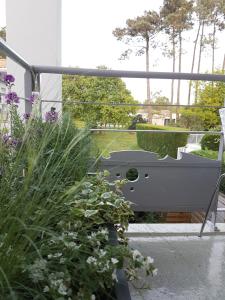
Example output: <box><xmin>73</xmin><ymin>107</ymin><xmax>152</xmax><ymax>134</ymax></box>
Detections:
<box><xmin>127</xmin><ymin>223</ymin><xmax>225</xmax><ymax>237</ymax></box>
<box><xmin>129</xmin><ymin>235</ymin><xmax>225</xmax><ymax>300</ymax></box>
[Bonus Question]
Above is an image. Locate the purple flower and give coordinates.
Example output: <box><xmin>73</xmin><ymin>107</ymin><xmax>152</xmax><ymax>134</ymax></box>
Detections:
<box><xmin>5</xmin><ymin>92</ymin><xmax>19</xmax><ymax>104</ymax></box>
<box><xmin>2</xmin><ymin>134</ymin><xmax>21</xmax><ymax>148</ymax></box>
<box><xmin>4</xmin><ymin>74</ymin><xmax>15</xmax><ymax>84</ymax></box>
<box><xmin>23</xmin><ymin>113</ymin><xmax>31</xmax><ymax>120</ymax></box>
<box><xmin>29</xmin><ymin>92</ymin><xmax>39</xmax><ymax>104</ymax></box>
<box><xmin>45</xmin><ymin>107</ymin><xmax>58</xmax><ymax>123</ymax></box>
<box><xmin>2</xmin><ymin>134</ymin><xmax>10</xmax><ymax>144</ymax></box>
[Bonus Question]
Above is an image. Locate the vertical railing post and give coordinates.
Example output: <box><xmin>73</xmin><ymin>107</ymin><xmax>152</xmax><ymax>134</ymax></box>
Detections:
<box><xmin>210</xmin><ymin>132</ymin><xmax>225</xmax><ymax>231</ymax></box>
<box><xmin>33</xmin><ymin>72</ymin><xmax>41</xmax><ymax>118</ymax></box>
<box><xmin>24</xmin><ymin>70</ymin><xmax>33</xmax><ymax>114</ymax></box>
<box><xmin>211</xmin><ymin>100</ymin><xmax>225</xmax><ymax>231</ymax></box>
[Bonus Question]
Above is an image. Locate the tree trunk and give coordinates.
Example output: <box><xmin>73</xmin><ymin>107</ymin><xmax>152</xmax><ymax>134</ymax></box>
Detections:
<box><xmin>222</xmin><ymin>53</ymin><xmax>225</xmax><ymax>73</ymax></box>
<box><xmin>170</xmin><ymin>32</ymin><xmax>176</xmax><ymax>122</ymax></box>
<box><xmin>195</xmin><ymin>21</ymin><xmax>205</xmax><ymax>103</ymax></box>
<box><xmin>146</xmin><ymin>37</ymin><xmax>152</xmax><ymax>123</ymax></box>
<box><xmin>176</xmin><ymin>32</ymin><xmax>182</xmax><ymax>121</ymax></box>
<box><xmin>212</xmin><ymin>22</ymin><xmax>216</xmax><ymax>74</ymax></box>
<box><xmin>187</xmin><ymin>21</ymin><xmax>201</xmax><ymax>105</ymax></box>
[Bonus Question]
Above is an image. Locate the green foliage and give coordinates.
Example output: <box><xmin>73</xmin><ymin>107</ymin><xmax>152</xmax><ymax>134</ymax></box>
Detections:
<box><xmin>136</xmin><ymin>124</ymin><xmax>188</xmax><ymax>158</ymax></box>
<box><xmin>180</xmin><ymin>76</ymin><xmax>225</xmax><ymax>130</ymax></box>
<box><xmin>128</xmin><ymin>114</ymin><xmax>147</xmax><ymax>130</ymax></box>
<box><xmin>113</xmin><ymin>10</ymin><xmax>160</xmax><ymax>58</ymax></box>
<box><xmin>160</xmin><ymin>0</ymin><xmax>193</xmax><ymax>35</ymax></box>
<box><xmin>192</xmin><ymin>149</ymin><xmax>225</xmax><ymax>194</ymax></box>
<box><xmin>62</xmin><ymin>69</ymin><xmax>137</xmax><ymax>127</ymax></box>
<box><xmin>0</xmin><ymin>102</ymin><xmax>156</xmax><ymax>298</ymax></box>
<box><xmin>200</xmin><ymin>134</ymin><xmax>220</xmax><ymax>151</ymax></box>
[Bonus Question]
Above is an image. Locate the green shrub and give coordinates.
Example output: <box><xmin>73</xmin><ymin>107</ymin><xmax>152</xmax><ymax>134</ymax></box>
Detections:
<box><xmin>191</xmin><ymin>149</ymin><xmax>225</xmax><ymax>194</ymax></box>
<box><xmin>136</xmin><ymin>124</ymin><xmax>188</xmax><ymax>158</ymax></box>
<box><xmin>200</xmin><ymin>134</ymin><xmax>220</xmax><ymax>151</ymax></box>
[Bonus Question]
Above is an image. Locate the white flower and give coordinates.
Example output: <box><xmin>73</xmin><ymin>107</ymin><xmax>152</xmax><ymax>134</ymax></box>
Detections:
<box><xmin>132</xmin><ymin>249</ymin><xmax>142</xmax><ymax>260</ymax></box>
<box><xmin>86</xmin><ymin>256</ymin><xmax>97</xmax><ymax>265</ymax></box>
<box><xmin>43</xmin><ymin>286</ymin><xmax>50</xmax><ymax>293</ymax></box>
<box><xmin>152</xmin><ymin>268</ymin><xmax>158</xmax><ymax>276</ymax></box>
<box><xmin>65</xmin><ymin>241</ymin><xmax>78</xmax><ymax>249</ymax></box>
<box><xmin>91</xmin><ymin>294</ymin><xmax>96</xmax><ymax>300</ymax></box>
<box><xmin>60</xmin><ymin>257</ymin><xmax>66</xmax><ymax>264</ymax></box>
<box><xmin>67</xmin><ymin>232</ymin><xmax>78</xmax><ymax>239</ymax></box>
<box><xmin>99</xmin><ymin>249</ymin><xmax>107</xmax><ymax>257</ymax></box>
<box><xmin>48</xmin><ymin>253</ymin><xmax>62</xmax><ymax>259</ymax></box>
<box><xmin>111</xmin><ymin>258</ymin><xmax>119</xmax><ymax>265</ymax></box>
<box><xmin>146</xmin><ymin>256</ymin><xmax>154</xmax><ymax>264</ymax></box>
<box><xmin>58</xmin><ymin>282</ymin><xmax>68</xmax><ymax>295</ymax></box>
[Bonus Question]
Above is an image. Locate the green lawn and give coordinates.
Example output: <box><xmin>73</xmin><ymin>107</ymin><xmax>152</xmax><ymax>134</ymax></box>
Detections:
<box><xmin>92</xmin><ymin>132</ymin><xmax>140</xmax><ymax>157</ymax></box>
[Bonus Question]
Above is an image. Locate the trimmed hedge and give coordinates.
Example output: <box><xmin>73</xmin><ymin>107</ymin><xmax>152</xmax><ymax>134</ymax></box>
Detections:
<box><xmin>136</xmin><ymin>124</ymin><xmax>188</xmax><ymax>158</ymax></box>
<box><xmin>200</xmin><ymin>134</ymin><xmax>220</xmax><ymax>151</ymax></box>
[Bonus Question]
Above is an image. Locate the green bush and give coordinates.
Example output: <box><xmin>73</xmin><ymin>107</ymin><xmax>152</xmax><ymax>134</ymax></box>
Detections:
<box><xmin>192</xmin><ymin>149</ymin><xmax>225</xmax><ymax>194</ymax></box>
<box><xmin>200</xmin><ymin>134</ymin><xmax>220</xmax><ymax>151</ymax></box>
<box><xmin>136</xmin><ymin>124</ymin><xmax>188</xmax><ymax>158</ymax></box>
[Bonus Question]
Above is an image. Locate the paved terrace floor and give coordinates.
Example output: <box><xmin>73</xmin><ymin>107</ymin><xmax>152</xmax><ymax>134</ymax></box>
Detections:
<box><xmin>128</xmin><ymin>225</ymin><xmax>225</xmax><ymax>300</ymax></box>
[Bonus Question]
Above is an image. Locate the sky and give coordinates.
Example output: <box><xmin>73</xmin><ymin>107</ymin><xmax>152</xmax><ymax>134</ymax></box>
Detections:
<box><xmin>0</xmin><ymin>0</ymin><xmax>225</xmax><ymax>103</ymax></box>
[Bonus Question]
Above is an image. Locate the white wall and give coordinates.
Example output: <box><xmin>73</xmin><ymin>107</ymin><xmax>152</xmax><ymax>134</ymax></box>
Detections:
<box><xmin>6</xmin><ymin>0</ymin><xmax>62</xmax><ymax>117</ymax></box>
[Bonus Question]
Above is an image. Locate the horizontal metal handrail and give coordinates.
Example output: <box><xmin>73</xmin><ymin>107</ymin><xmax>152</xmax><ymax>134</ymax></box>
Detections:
<box><xmin>0</xmin><ymin>38</ymin><xmax>32</xmax><ymax>72</ymax></box>
<box><xmin>32</xmin><ymin>65</ymin><xmax>225</xmax><ymax>82</ymax></box>
<box><xmin>90</xmin><ymin>129</ymin><xmax>222</xmax><ymax>134</ymax></box>
<box><xmin>42</xmin><ymin>99</ymin><xmax>225</xmax><ymax>109</ymax></box>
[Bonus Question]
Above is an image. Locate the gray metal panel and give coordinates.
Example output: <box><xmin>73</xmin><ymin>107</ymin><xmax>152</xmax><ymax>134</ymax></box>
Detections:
<box><xmin>99</xmin><ymin>151</ymin><xmax>221</xmax><ymax>212</ymax></box>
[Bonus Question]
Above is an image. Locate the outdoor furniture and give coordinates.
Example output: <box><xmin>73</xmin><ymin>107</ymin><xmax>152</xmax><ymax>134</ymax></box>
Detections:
<box><xmin>99</xmin><ymin>150</ymin><xmax>222</xmax><ymax>236</ymax></box>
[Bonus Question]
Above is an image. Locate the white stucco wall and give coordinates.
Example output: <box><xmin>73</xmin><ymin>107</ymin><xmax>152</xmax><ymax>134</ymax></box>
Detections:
<box><xmin>6</xmin><ymin>0</ymin><xmax>62</xmax><ymax>117</ymax></box>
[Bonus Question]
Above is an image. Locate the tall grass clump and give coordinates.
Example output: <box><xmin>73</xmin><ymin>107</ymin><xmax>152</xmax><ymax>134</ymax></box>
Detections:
<box><xmin>0</xmin><ymin>75</ymin><xmax>156</xmax><ymax>299</ymax></box>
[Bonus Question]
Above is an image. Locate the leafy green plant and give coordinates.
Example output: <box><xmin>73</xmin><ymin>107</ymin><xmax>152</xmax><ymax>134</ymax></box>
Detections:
<box><xmin>191</xmin><ymin>149</ymin><xmax>225</xmax><ymax>194</ymax></box>
<box><xmin>0</xmin><ymin>75</ymin><xmax>156</xmax><ymax>299</ymax></box>
<box><xmin>200</xmin><ymin>134</ymin><xmax>220</xmax><ymax>151</ymax></box>
<box><xmin>136</xmin><ymin>124</ymin><xmax>188</xmax><ymax>158</ymax></box>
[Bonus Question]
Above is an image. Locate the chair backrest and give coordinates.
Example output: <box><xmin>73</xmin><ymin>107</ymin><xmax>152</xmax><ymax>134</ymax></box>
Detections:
<box><xmin>99</xmin><ymin>151</ymin><xmax>221</xmax><ymax>212</ymax></box>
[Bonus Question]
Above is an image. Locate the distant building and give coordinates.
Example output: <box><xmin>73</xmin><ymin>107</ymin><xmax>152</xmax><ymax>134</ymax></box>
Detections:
<box><xmin>152</xmin><ymin>110</ymin><xmax>176</xmax><ymax>126</ymax></box>
<box><xmin>137</xmin><ymin>108</ymin><xmax>177</xmax><ymax>126</ymax></box>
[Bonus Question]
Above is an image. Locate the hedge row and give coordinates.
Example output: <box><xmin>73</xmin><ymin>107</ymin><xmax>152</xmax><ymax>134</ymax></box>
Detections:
<box><xmin>136</xmin><ymin>124</ymin><xmax>189</xmax><ymax>158</ymax></box>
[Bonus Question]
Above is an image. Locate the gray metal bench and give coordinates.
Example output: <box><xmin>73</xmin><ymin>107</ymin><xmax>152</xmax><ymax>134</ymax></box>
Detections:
<box><xmin>99</xmin><ymin>150</ymin><xmax>222</xmax><ymax>235</ymax></box>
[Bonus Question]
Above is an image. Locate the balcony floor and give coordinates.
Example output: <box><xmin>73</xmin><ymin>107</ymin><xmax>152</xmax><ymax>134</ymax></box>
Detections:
<box><xmin>129</xmin><ymin>235</ymin><xmax>225</xmax><ymax>300</ymax></box>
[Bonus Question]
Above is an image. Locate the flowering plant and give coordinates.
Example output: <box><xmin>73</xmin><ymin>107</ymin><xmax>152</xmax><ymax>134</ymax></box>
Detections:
<box><xmin>0</xmin><ymin>74</ymin><xmax>156</xmax><ymax>300</ymax></box>
<box><xmin>22</xmin><ymin>172</ymin><xmax>156</xmax><ymax>299</ymax></box>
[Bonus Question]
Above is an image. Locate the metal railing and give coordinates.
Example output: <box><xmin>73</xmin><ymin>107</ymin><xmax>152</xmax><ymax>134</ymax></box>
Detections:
<box><xmin>1</xmin><ymin>37</ymin><xmax>225</xmax><ymax>230</ymax></box>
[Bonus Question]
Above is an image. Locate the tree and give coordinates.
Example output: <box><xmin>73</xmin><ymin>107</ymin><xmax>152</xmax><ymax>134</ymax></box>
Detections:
<box><xmin>62</xmin><ymin>67</ymin><xmax>137</xmax><ymax>127</ymax></box>
<box><xmin>188</xmin><ymin>0</ymin><xmax>213</xmax><ymax>104</ymax></box>
<box><xmin>113</xmin><ymin>10</ymin><xmax>161</xmax><ymax>122</ymax></box>
<box><xmin>180</xmin><ymin>71</ymin><xmax>225</xmax><ymax>130</ymax></box>
<box><xmin>160</xmin><ymin>0</ymin><xmax>193</xmax><ymax>118</ymax></box>
<box><xmin>152</xmin><ymin>95</ymin><xmax>170</xmax><ymax>112</ymax></box>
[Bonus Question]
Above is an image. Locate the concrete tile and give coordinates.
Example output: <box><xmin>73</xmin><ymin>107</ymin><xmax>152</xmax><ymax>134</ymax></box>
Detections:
<box><xmin>129</xmin><ymin>236</ymin><xmax>225</xmax><ymax>300</ymax></box>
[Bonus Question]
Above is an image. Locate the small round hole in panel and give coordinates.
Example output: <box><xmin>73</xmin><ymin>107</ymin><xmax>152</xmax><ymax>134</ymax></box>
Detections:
<box><xmin>145</xmin><ymin>173</ymin><xmax>149</xmax><ymax>178</ymax></box>
<box><xmin>130</xmin><ymin>187</ymin><xmax>135</xmax><ymax>192</ymax></box>
<box><xmin>126</xmin><ymin>168</ymin><xmax>138</xmax><ymax>182</ymax></box>
<box><xmin>116</xmin><ymin>173</ymin><xmax>121</xmax><ymax>178</ymax></box>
